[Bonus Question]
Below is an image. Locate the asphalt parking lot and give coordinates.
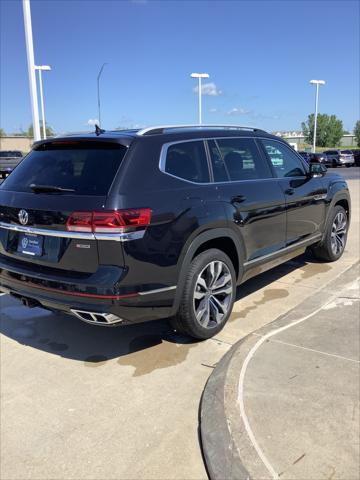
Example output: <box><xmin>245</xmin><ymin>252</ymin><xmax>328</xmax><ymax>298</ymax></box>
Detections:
<box><xmin>1</xmin><ymin>168</ymin><xmax>359</xmax><ymax>480</ymax></box>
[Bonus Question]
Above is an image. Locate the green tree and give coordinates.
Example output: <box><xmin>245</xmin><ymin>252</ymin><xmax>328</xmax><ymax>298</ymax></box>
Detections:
<box><xmin>27</xmin><ymin>122</ymin><xmax>54</xmax><ymax>138</ymax></box>
<box><xmin>0</xmin><ymin>128</ymin><xmax>6</xmax><ymax>137</ymax></box>
<box><xmin>354</xmin><ymin>120</ymin><xmax>360</xmax><ymax>147</ymax></box>
<box><xmin>302</xmin><ymin>114</ymin><xmax>344</xmax><ymax>148</ymax></box>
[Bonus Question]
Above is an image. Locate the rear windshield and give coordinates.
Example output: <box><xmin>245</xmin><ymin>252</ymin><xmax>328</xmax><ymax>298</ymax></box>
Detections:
<box><xmin>341</xmin><ymin>150</ymin><xmax>352</xmax><ymax>154</ymax></box>
<box><xmin>0</xmin><ymin>141</ymin><xmax>127</xmax><ymax>195</ymax></box>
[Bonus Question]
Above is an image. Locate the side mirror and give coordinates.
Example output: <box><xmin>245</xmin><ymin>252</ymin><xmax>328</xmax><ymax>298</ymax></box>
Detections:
<box><xmin>309</xmin><ymin>162</ymin><xmax>327</xmax><ymax>177</ymax></box>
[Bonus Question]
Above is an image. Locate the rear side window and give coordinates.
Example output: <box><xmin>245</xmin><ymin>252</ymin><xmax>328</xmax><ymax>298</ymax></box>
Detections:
<box><xmin>0</xmin><ymin>142</ymin><xmax>127</xmax><ymax>196</ymax></box>
<box><xmin>261</xmin><ymin>139</ymin><xmax>306</xmax><ymax>178</ymax></box>
<box><xmin>216</xmin><ymin>138</ymin><xmax>272</xmax><ymax>181</ymax></box>
<box><xmin>165</xmin><ymin>141</ymin><xmax>210</xmax><ymax>183</ymax></box>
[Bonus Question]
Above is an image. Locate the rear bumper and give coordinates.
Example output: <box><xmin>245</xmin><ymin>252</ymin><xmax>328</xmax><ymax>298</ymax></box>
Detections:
<box><xmin>339</xmin><ymin>158</ymin><xmax>354</xmax><ymax>165</ymax></box>
<box><xmin>0</xmin><ymin>255</ymin><xmax>176</xmax><ymax>325</ymax></box>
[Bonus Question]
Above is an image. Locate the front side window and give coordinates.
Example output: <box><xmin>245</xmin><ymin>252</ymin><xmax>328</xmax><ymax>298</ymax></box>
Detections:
<box><xmin>216</xmin><ymin>138</ymin><xmax>272</xmax><ymax>181</ymax></box>
<box><xmin>165</xmin><ymin>141</ymin><xmax>210</xmax><ymax>183</ymax></box>
<box><xmin>261</xmin><ymin>139</ymin><xmax>306</xmax><ymax>177</ymax></box>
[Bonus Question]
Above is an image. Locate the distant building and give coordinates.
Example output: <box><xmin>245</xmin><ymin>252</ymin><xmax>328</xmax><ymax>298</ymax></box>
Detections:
<box><xmin>273</xmin><ymin>132</ymin><xmax>357</xmax><ymax>148</ymax></box>
<box><xmin>0</xmin><ymin>136</ymin><xmax>33</xmax><ymax>153</ymax></box>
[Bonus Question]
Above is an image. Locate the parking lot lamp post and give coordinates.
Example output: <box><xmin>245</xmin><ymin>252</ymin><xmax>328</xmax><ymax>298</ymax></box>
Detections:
<box><xmin>22</xmin><ymin>0</ymin><xmax>41</xmax><ymax>141</ymax></box>
<box><xmin>35</xmin><ymin>65</ymin><xmax>51</xmax><ymax>139</ymax></box>
<box><xmin>97</xmin><ymin>63</ymin><xmax>108</xmax><ymax>127</ymax></box>
<box><xmin>310</xmin><ymin>79</ymin><xmax>326</xmax><ymax>153</ymax></box>
<box><xmin>191</xmin><ymin>73</ymin><xmax>210</xmax><ymax>125</ymax></box>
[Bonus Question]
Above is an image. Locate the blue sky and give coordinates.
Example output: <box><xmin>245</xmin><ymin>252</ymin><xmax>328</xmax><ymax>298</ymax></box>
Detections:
<box><xmin>1</xmin><ymin>0</ymin><xmax>359</xmax><ymax>134</ymax></box>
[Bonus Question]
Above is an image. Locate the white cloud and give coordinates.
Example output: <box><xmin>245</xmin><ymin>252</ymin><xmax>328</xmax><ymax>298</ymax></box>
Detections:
<box><xmin>209</xmin><ymin>108</ymin><xmax>218</xmax><ymax>113</ymax></box>
<box><xmin>87</xmin><ymin>118</ymin><xmax>99</xmax><ymax>126</ymax></box>
<box><xmin>193</xmin><ymin>82</ymin><xmax>222</xmax><ymax>96</ymax></box>
<box><xmin>226</xmin><ymin>107</ymin><xmax>251</xmax><ymax>116</ymax></box>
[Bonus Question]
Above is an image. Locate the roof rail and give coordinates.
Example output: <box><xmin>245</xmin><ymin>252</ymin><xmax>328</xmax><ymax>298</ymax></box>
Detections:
<box><xmin>137</xmin><ymin>124</ymin><xmax>266</xmax><ymax>136</ymax></box>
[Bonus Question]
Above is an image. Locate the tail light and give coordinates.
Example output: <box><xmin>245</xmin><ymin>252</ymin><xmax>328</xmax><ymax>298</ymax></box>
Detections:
<box><xmin>66</xmin><ymin>209</ymin><xmax>152</xmax><ymax>233</ymax></box>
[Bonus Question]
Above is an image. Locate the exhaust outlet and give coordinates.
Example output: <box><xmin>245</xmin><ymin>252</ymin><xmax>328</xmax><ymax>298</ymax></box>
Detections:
<box><xmin>70</xmin><ymin>309</ymin><xmax>123</xmax><ymax>326</ymax></box>
<box><xmin>21</xmin><ymin>297</ymin><xmax>41</xmax><ymax>308</ymax></box>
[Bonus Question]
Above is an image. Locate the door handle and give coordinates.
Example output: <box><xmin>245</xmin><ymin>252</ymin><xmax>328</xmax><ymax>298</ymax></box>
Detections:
<box><xmin>285</xmin><ymin>188</ymin><xmax>295</xmax><ymax>195</ymax></box>
<box><xmin>231</xmin><ymin>195</ymin><xmax>246</xmax><ymax>203</ymax></box>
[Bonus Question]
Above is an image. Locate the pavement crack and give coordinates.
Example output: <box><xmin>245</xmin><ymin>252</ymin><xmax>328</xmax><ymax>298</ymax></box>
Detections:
<box><xmin>211</xmin><ymin>337</ymin><xmax>233</xmax><ymax>346</ymax></box>
<box><xmin>264</xmin><ymin>338</ymin><xmax>360</xmax><ymax>364</ymax></box>
<box><xmin>201</xmin><ymin>363</ymin><xmax>216</xmax><ymax>369</ymax></box>
<box><xmin>292</xmin><ymin>453</ymin><xmax>306</xmax><ymax>465</ymax></box>
<box><xmin>337</xmin><ymin>296</ymin><xmax>360</xmax><ymax>300</ymax></box>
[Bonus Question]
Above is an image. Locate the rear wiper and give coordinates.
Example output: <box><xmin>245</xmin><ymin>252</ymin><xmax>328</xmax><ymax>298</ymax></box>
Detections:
<box><xmin>30</xmin><ymin>184</ymin><xmax>76</xmax><ymax>193</ymax></box>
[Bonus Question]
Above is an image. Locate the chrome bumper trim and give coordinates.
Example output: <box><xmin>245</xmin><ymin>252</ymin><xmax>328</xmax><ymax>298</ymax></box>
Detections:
<box><xmin>0</xmin><ymin>222</ymin><xmax>145</xmax><ymax>242</ymax></box>
<box><xmin>138</xmin><ymin>286</ymin><xmax>177</xmax><ymax>296</ymax></box>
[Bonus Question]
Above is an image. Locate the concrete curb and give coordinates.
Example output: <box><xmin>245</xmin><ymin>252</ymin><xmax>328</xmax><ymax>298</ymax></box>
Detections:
<box><xmin>200</xmin><ymin>261</ymin><xmax>359</xmax><ymax>480</ymax></box>
<box><xmin>200</xmin><ymin>342</ymin><xmax>250</xmax><ymax>480</ymax></box>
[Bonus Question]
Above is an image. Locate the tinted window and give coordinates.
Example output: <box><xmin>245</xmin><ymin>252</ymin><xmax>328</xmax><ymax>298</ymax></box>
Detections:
<box><xmin>261</xmin><ymin>139</ymin><xmax>306</xmax><ymax>177</ymax></box>
<box><xmin>0</xmin><ymin>142</ymin><xmax>127</xmax><ymax>195</ymax></box>
<box><xmin>216</xmin><ymin>138</ymin><xmax>272</xmax><ymax>181</ymax></box>
<box><xmin>208</xmin><ymin>140</ymin><xmax>229</xmax><ymax>182</ymax></box>
<box><xmin>165</xmin><ymin>141</ymin><xmax>210</xmax><ymax>183</ymax></box>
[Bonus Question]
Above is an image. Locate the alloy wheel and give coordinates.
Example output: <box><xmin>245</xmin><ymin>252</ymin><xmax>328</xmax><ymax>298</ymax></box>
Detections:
<box><xmin>193</xmin><ymin>261</ymin><xmax>233</xmax><ymax>329</ymax></box>
<box><xmin>330</xmin><ymin>211</ymin><xmax>347</xmax><ymax>256</ymax></box>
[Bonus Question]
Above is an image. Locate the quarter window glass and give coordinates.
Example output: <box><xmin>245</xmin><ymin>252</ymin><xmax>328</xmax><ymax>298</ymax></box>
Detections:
<box><xmin>216</xmin><ymin>138</ymin><xmax>272</xmax><ymax>181</ymax></box>
<box><xmin>165</xmin><ymin>141</ymin><xmax>210</xmax><ymax>183</ymax></box>
<box><xmin>208</xmin><ymin>140</ymin><xmax>229</xmax><ymax>182</ymax></box>
<box><xmin>261</xmin><ymin>140</ymin><xmax>306</xmax><ymax>177</ymax></box>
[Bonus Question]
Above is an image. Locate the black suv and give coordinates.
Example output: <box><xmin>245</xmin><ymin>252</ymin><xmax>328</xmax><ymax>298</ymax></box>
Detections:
<box><xmin>0</xmin><ymin>126</ymin><xmax>351</xmax><ymax>339</ymax></box>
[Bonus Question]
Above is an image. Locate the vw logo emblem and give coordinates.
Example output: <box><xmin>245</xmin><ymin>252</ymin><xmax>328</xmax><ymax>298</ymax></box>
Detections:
<box><xmin>18</xmin><ymin>209</ymin><xmax>29</xmax><ymax>226</ymax></box>
<box><xmin>21</xmin><ymin>237</ymin><xmax>29</xmax><ymax>249</ymax></box>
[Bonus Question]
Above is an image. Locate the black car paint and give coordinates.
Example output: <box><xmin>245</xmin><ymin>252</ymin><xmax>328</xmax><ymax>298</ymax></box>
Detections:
<box><xmin>0</xmin><ymin>128</ymin><xmax>351</xmax><ymax>325</ymax></box>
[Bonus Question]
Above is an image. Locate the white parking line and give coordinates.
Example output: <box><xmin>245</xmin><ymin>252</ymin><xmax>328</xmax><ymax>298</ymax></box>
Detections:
<box><xmin>236</xmin><ymin>277</ymin><xmax>359</xmax><ymax>480</ymax></box>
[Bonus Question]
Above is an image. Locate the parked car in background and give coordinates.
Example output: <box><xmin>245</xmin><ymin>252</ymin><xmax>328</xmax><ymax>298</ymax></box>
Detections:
<box><xmin>0</xmin><ymin>125</ymin><xmax>351</xmax><ymax>339</ymax></box>
<box><xmin>0</xmin><ymin>151</ymin><xmax>23</xmax><ymax>179</ymax></box>
<box><xmin>323</xmin><ymin>149</ymin><xmax>354</xmax><ymax>168</ymax></box>
<box><xmin>351</xmin><ymin>149</ymin><xmax>360</xmax><ymax>167</ymax></box>
<box><xmin>298</xmin><ymin>151</ymin><xmax>311</xmax><ymax>163</ymax></box>
<box><xmin>309</xmin><ymin>152</ymin><xmax>331</xmax><ymax>166</ymax></box>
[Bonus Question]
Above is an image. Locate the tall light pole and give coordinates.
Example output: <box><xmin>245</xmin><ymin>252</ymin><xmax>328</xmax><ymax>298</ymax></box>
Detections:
<box><xmin>310</xmin><ymin>79</ymin><xmax>326</xmax><ymax>153</ymax></box>
<box><xmin>191</xmin><ymin>72</ymin><xmax>209</xmax><ymax>124</ymax></box>
<box><xmin>97</xmin><ymin>63</ymin><xmax>108</xmax><ymax>127</ymax></box>
<box><xmin>35</xmin><ymin>65</ymin><xmax>51</xmax><ymax>139</ymax></box>
<box><xmin>22</xmin><ymin>0</ymin><xmax>40</xmax><ymax>141</ymax></box>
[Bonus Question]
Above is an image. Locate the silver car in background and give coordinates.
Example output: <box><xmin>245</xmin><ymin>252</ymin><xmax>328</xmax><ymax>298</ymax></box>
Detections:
<box><xmin>0</xmin><ymin>150</ymin><xmax>23</xmax><ymax>179</ymax></box>
<box><xmin>324</xmin><ymin>149</ymin><xmax>354</xmax><ymax>168</ymax></box>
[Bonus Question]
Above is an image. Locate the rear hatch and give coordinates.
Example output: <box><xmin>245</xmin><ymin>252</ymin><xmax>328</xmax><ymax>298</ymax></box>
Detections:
<box><xmin>0</xmin><ymin>140</ymin><xmax>128</xmax><ymax>274</ymax></box>
<box><xmin>340</xmin><ymin>151</ymin><xmax>354</xmax><ymax>162</ymax></box>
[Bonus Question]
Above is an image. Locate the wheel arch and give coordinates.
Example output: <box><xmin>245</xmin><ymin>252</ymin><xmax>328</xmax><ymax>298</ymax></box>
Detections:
<box><xmin>171</xmin><ymin>228</ymin><xmax>245</xmax><ymax>315</ymax></box>
<box><xmin>322</xmin><ymin>189</ymin><xmax>351</xmax><ymax>241</ymax></box>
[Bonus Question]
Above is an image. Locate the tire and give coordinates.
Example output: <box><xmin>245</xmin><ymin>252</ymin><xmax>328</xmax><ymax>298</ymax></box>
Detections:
<box><xmin>346</xmin><ymin>164</ymin><xmax>351</xmax><ymax>168</ymax></box>
<box><xmin>332</xmin><ymin>160</ymin><xmax>337</xmax><ymax>168</ymax></box>
<box><xmin>170</xmin><ymin>249</ymin><xmax>236</xmax><ymax>340</ymax></box>
<box><xmin>311</xmin><ymin>206</ymin><xmax>348</xmax><ymax>262</ymax></box>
